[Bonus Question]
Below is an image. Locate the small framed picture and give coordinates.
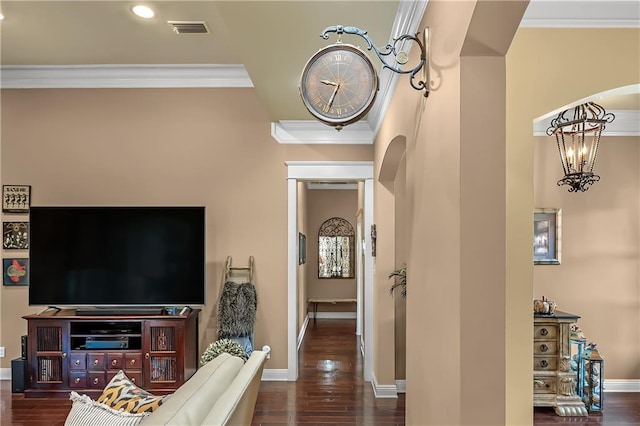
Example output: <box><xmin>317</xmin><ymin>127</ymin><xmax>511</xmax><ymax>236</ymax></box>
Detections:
<box><xmin>534</xmin><ymin>208</ymin><xmax>561</xmax><ymax>265</ymax></box>
<box><xmin>2</xmin><ymin>185</ymin><xmax>31</xmax><ymax>213</ymax></box>
<box><xmin>3</xmin><ymin>258</ymin><xmax>29</xmax><ymax>286</ymax></box>
<box><xmin>3</xmin><ymin>222</ymin><xmax>29</xmax><ymax>250</ymax></box>
<box><xmin>298</xmin><ymin>232</ymin><xmax>307</xmax><ymax>265</ymax></box>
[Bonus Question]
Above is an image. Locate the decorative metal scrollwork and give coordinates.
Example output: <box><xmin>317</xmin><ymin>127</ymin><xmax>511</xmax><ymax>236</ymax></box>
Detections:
<box><xmin>320</xmin><ymin>25</ymin><xmax>430</xmax><ymax>97</ymax></box>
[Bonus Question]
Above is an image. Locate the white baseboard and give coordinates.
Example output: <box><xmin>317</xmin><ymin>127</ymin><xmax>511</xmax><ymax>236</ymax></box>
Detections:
<box><xmin>0</xmin><ymin>367</ymin><xmax>10</xmax><ymax>380</ymax></box>
<box><xmin>604</xmin><ymin>379</ymin><xmax>640</xmax><ymax>392</ymax></box>
<box><xmin>371</xmin><ymin>371</ymin><xmax>398</xmax><ymax>398</ymax></box>
<box><xmin>396</xmin><ymin>379</ymin><xmax>406</xmax><ymax>393</ymax></box>
<box><xmin>311</xmin><ymin>312</ymin><xmax>357</xmax><ymax>319</ymax></box>
<box><xmin>297</xmin><ymin>315</ymin><xmax>309</xmax><ymax>351</ymax></box>
<box><xmin>261</xmin><ymin>369</ymin><xmax>289</xmax><ymax>381</ymax></box>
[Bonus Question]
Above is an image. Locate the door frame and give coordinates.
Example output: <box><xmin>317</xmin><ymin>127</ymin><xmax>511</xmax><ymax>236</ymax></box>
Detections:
<box><xmin>286</xmin><ymin>161</ymin><xmax>374</xmax><ymax>381</ymax></box>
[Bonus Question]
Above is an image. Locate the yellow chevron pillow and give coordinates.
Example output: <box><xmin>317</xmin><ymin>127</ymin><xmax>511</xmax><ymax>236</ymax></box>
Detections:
<box><xmin>98</xmin><ymin>370</ymin><xmax>165</xmax><ymax>413</ymax></box>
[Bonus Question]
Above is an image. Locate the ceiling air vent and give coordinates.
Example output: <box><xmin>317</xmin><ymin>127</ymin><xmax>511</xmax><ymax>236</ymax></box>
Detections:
<box><xmin>168</xmin><ymin>21</ymin><xmax>210</xmax><ymax>34</ymax></box>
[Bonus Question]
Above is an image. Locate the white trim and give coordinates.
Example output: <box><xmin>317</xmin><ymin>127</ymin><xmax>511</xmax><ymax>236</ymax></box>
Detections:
<box><xmin>604</xmin><ymin>379</ymin><xmax>640</xmax><ymax>392</ymax></box>
<box><xmin>310</xmin><ymin>312</ymin><xmax>357</xmax><ymax>320</ymax></box>
<box><xmin>533</xmin><ymin>110</ymin><xmax>640</xmax><ymax>137</ymax></box>
<box><xmin>271</xmin><ymin>121</ymin><xmax>374</xmax><ymax>144</ymax></box>
<box><xmin>363</xmin><ymin>178</ymin><xmax>374</xmax><ymax>383</ymax></box>
<box><xmin>297</xmin><ymin>315</ymin><xmax>309</xmax><ymax>351</ymax></box>
<box><xmin>0</xmin><ymin>64</ymin><xmax>253</xmax><ymax>89</ymax></box>
<box><xmin>367</xmin><ymin>0</ymin><xmax>428</xmax><ymax>134</ymax></box>
<box><xmin>286</xmin><ymin>161</ymin><xmax>375</xmax><ymax>385</ymax></box>
<box><xmin>521</xmin><ymin>1</ymin><xmax>640</xmax><ymax>28</ymax></box>
<box><xmin>261</xmin><ymin>369</ymin><xmax>289</xmax><ymax>381</ymax></box>
<box><xmin>0</xmin><ymin>368</ymin><xmax>10</xmax><ymax>380</ymax></box>
<box><xmin>286</xmin><ymin>161</ymin><xmax>374</xmax><ymax>181</ymax></box>
<box><xmin>396</xmin><ymin>379</ymin><xmax>406</xmax><ymax>393</ymax></box>
<box><xmin>287</xmin><ymin>178</ymin><xmax>298</xmax><ymax>382</ymax></box>
<box><xmin>307</xmin><ymin>183</ymin><xmax>359</xmax><ymax>190</ymax></box>
<box><xmin>520</xmin><ymin>18</ymin><xmax>640</xmax><ymax>28</ymax></box>
<box><xmin>371</xmin><ymin>372</ymin><xmax>398</xmax><ymax>398</ymax></box>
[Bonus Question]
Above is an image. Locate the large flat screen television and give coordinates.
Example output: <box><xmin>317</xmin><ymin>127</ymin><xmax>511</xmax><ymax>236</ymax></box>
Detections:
<box><xmin>29</xmin><ymin>206</ymin><xmax>205</xmax><ymax>307</ymax></box>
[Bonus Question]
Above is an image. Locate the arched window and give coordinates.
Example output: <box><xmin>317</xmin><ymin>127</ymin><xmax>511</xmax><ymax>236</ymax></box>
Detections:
<box><xmin>318</xmin><ymin>217</ymin><xmax>355</xmax><ymax>278</ymax></box>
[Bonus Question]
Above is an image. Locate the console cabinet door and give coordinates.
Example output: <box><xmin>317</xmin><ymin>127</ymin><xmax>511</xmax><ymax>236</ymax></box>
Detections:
<box><xmin>27</xmin><ymin>320</ymin><xmax>70</xmax><ymax>390</ymax></box>
<box><xmin>142</xmin><ymin>320</ymin><xmax>185</xmax><ymax>391</ymax></box>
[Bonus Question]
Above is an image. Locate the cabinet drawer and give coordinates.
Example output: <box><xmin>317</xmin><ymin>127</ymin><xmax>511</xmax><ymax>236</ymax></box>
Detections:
<box><xmin>533</xmin><ymin>377</ymin><xmax>556</xmax><ymax>394</ymax></box>
<box><xmin>125</xmin><ymin>371</ymin><xmax>143</xmax><ymax>385</ymax></box>
<box><xmin>88</xmin><ymin>354</ymin><xmax>105</xmax><ymax>370</ymax></box>
<box><xmin>69</xmin><ymin>353</ymin><xmax>86</xmax><ymax>370</ymax></box>
<box><xmin>125</xmin><ymin>353</ymin><xmax>142</xmax><ymax>369</ymax></box>
<box><xmin>69</xmin><ymin>372</ymin><xmax>86</xmax><ymax>388</ymax></box>
<box><xmin>107</xmin><ymin>353</ymin><xmax>124</xmax><ymax>370</ymax></box>
<box><xmin>533</xmin><ymin>356</ymin><xmax>557</xmax><ymax>371</ymax></box>
<box><xmin>533</xmin><ymin>340</ymin><xmax>558</xmax><ymax>355</ymax></box>
<box><xmin>88</xmin><ymin>373</ymin><xmax>106</xmax><ymax>389</ymax></box>
<box><xmin>534</xmin><ymin>325</ymin><xmax>558</xmax><ymax>340</ymax></box>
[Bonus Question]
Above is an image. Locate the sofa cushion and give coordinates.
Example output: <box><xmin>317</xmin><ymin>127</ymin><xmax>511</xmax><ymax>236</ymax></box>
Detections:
<box><xmin>201</xmin><ymin>350</ymin><xmax>267</xmax><ymax>425</ymax></box>
<box><xmin>65</xmin><ymin>391</ymin><xmax>149</xmax><ymax>426</ymax></box>
<box><xmin>98</xmin><ymin>370</ymin><xmax>165</xmax><ymax>413</ymax></box>
<box><xmin>140</xmin><ymin>352</ymin><xmax>244</xmax><ymax>425</ymax></box>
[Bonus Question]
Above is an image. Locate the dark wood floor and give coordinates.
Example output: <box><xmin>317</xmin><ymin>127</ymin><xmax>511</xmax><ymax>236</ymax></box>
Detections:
<box><xmin>251</xmin><ymin>319</ymin><xmax>405</xmax><ymax>425</ymax></box>
<box><xmin>1</xmin><ymin>319</ymin><xmax>638</xmax><ymax>425</ymax></box>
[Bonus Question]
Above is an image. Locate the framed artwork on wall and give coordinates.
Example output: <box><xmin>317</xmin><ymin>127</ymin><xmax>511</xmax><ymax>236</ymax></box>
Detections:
<box><xmin>298</xmin><ymin>232</ymin><xmax>307</xmax><ymax>265</ymax></box>
<box><xmin>3</xmin><ymin>222</ymin><xmax>29</xmax><ymax>250</ymax></box>
<box><xmin>534</xmin><ymin>208</ymin><xmax>561</xmax><ymax>265</ymax></box>
<box><xmin>2</xmin><ymin>185</ymin><xmax>31</xmax><ymax>213</ymax></box>
<box><xmin>3</xmin><ymin>258</ymin><xmax>29</xmax><ymax>285</ymax></box>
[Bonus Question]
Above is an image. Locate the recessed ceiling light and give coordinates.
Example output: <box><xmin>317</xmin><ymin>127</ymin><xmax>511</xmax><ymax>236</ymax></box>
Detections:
<box><xmin>132</xmin><ymin>5</ymin><xmax>154</xmax><ymax>19</ymax></box>
<box><xmin>0</xmin><ymin>13</ymin><xmax>5</xmax><ymax>21</ymax></box>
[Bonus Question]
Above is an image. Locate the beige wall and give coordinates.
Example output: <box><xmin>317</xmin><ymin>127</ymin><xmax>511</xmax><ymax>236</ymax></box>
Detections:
<box><xmin>305</xmin><ymin>188</ymin><xmax>358</xmax><ymax>312</ymax></box>
<box><xmin>533</xmin><ymin>135</ymin><xmax>640</xmax><ymax>380</ymax></box>
<box><xmin>393</xmin><ymin>155</ymin><xmax>407</xmax><ymax>380</ymax></box>
<box><xmin>507</xmin><ymin>26</ymin><xmax>640</xmax><ymax>423</ymax></box>
<box><xmin>0</xmin><ymin>88</ymin><xmax>374</xmax><ymax>370</ymax></box>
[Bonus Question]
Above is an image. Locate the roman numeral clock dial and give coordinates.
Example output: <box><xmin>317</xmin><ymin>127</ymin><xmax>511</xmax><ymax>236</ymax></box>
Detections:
<box><xmin>299</xmin><ymin>43</ymin><xmax>379</xmax><ymax>130</ymax></box>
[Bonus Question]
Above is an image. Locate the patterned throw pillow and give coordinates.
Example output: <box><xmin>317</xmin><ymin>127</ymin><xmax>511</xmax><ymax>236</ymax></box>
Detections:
<box><xmin>98</xmin><ymin>370</ymin><xmax>165</xmax><ymax>413</ymax></box>
<box><xmin>65</xmin><ymin>391</ymin><xmax>148</xmax><ymax>426</ymax></box>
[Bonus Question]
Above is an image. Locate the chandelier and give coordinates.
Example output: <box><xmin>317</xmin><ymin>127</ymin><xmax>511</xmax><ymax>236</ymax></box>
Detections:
<box><xmin>546</xmin><ymin>102</ymin><xmax>615</xmax><ymax>192</ymax></box>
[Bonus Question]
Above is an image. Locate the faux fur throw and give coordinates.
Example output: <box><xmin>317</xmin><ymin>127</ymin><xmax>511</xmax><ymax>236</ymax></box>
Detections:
<box><xmin>217</xmin><ymin>281</ymin><xmax>257</xmax><ymax>339</ymax></box>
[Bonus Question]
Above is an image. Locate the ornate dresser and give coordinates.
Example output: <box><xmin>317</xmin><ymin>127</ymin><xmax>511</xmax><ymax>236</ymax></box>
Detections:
<box><xmin>533</xmin><ymin>310</ymin><xmax>587</xmax><ymax>416</ymax></box>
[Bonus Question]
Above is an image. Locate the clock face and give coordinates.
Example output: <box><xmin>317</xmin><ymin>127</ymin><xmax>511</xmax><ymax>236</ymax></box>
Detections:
<box><xmin>299</xmin><ymin>43</ymin><xmax>378</xmax><ymax>127</ymax></box>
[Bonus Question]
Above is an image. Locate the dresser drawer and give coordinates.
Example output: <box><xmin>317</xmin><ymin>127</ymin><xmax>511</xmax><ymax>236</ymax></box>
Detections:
<box><xmin>534</xmin><ymin>325</ymin><xmax>558</xmax><ymax>340</ymax></box>
<box><xmin>69</xmin><ymin>372</ymin><xmax>86</xmax><ymax>388</ymax></box>
<box><xmin>107</xmin><ymin>353</ymin><xmax>124</xmax><ymax>370</ymax></box>
<box><xmin>533</xmin><ymin>340</ymin><xmax>558</xmax><ymax>355</ymax></box>
<box><xmin>69</xmin><ymin>353</ymin><xmax>86</xmax><ymax>370</ymax></box>
<box><xmin>533</xmin><ymin>377</ymin><xmax>556</xmax><ymax>394</ymax></box>
<box><xmin>534</xmin><ymin>356</ymin><xmax>557</xmax><ymax>371</ymax></box>
<box><xmin>88</xmin><ymin>353</ymin><xmax>106</xmax><ymax>370</ymax></box>
<box><xmin>88</xmin><ymin>372</ymin><xmax>106</xmax><ymax>389</ymax></box>
<box><xmin>125</xmin><ymin>353</ymin><xmax>142</xmax><ymax>369</ymax></box>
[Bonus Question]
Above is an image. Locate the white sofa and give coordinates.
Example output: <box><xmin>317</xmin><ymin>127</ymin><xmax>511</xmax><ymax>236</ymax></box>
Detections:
<box><xmin>140</xmin><ymin>350</ymin><xmax>268</xmax><ymax>426</ymax></box>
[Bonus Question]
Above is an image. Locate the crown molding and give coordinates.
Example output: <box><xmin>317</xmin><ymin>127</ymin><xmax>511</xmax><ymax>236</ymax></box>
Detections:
<box><xmin>366</xmin><ymin>0</ymin><xmax>428</xmax><ymax>134</ymax></box>
<box><xmin>521</xmin><ymin>1</ymin><xmax>640</xmax><ymax>28</ymax></box>
<box><xmin>0</xmin><ymin>64</ymin><xmax>253</xmax><ymax>89</ymax></box>
<box><xmin>533</xmin><ymin>110</ymin><xmax>640</xmax><ymax>136</ymax></box>
<box><xmin>271</xmin><ymin>120</ymin><xmax>374</xmax><ymax>144</ymax></box>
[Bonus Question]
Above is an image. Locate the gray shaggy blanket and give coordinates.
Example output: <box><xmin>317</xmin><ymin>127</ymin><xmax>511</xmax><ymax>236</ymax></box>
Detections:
<box><xmin>217</xmin><ymin>281</ymin><xmax>257</xmax><ymax>339</ymax></box>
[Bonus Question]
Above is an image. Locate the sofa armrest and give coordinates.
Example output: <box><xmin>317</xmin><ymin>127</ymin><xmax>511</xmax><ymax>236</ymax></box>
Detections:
<box><xmin>201</xmin><ymin>350</ymin><xmax>268</xmax><ymax>426</ymax></box>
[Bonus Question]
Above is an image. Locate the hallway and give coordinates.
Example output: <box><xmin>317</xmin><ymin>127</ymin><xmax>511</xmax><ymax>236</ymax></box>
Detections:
<box><xmin>251</xmin><ymin>319</ymin><xmax>406</xmax><ymax>425</ymax></box>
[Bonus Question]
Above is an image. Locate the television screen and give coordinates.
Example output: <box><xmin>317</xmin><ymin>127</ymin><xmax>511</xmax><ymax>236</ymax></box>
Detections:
<box><xmin>28</xmin><ymin>206</ymin><xmax>205</xmax><ymax>307</ymax></box>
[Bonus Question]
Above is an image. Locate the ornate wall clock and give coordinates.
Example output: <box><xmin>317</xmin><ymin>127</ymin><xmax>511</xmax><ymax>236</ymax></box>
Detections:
<box><xmin>299</xmin><ymin>43</ymin><xmax>379</xmax><ymax>130</ymax></box>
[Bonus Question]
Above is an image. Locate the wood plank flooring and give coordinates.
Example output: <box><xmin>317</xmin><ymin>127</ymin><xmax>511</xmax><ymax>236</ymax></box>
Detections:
<box><xmin>1</xmin><ymin>318</ymin><xmax>639</xmax><ymax>425</ymax></box>
<box><xmin>251</xmin><ymin>319</ymin><xmax>405</xmax><ymax>425</ymax></box>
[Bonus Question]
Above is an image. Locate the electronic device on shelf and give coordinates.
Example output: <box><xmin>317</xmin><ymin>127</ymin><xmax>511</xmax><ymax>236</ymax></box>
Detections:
<box><xmin>28</xmin><ymin>206</ymin><xmax>205</xmax><ymax>308</ymax></box>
